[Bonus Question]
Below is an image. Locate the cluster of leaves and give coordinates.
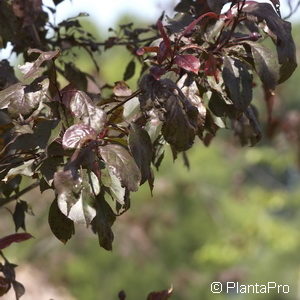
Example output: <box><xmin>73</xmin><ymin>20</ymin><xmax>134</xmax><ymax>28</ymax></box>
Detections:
<box><xmin>0</xmin><ymin>0</ymin><xmax>297</xmax><ymax>298</ymax></box>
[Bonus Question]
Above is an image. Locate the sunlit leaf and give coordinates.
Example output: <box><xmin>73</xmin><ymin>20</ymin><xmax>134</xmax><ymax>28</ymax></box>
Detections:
<box><xmin>68</xmin><ymin>90</ymin><xmax>106</xmax><ymax>133</ymax></box>
<box><xmin>174</xmin><ymin>55</ymin><xmax>200</xmax><ymax>74</ymax></box>
<box><xmin>53</xmin><ymin>168</ymin><xmax>82</xmax><ymax>215</ymax></box>
<box><xmin>222</xmin><ymin>56</ymin><xmax>253</xmax><ymax>111</ymax></box>
<box><xmin>62</xmin><ymin>124</ymin><xmax>97</xmax><ymax>149</ymax></box>
<box><xmin>99</xmin><ymin>144</ymin><xmax>141</xmax><ymax>192</ymax></box>
<box><xmin>244</xmin><ymin>41</ymin><xmax>280</xmax><ymax>90</ymax></box>
<box><xmin>113</xmin><ymin>81</ymin><xmax>132</xmax><ymax>97</ymax></box>
<box><xmin>3</xmin><ymin>159</ymin><xmax>35</xmax><ymax>182</ymax></box>
<box><xmin>101</xmin><ymin>168</ymin><xmax>126</xmax><ymax>205</ymax></box>
<box><xmin>0</xmin><ymin>83</ymin><xmax>24</xmax><ymax>110</ymax></box>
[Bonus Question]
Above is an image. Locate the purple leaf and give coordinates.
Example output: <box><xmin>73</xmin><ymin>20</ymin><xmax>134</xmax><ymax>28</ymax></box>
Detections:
<box><xmin>147</xmin><ymin>287</ymin><xmax>173</xmax><ymax>300</ymax></box>
<box><xmin>99</xmin><ymin>144</ymin><xmax>141</xmax><ymax>192</ymax></box>
<box><xmin>60</xmin><ymin>88</ymin><xmax>106</xmax><ymax>133</ymax></box>
<box><xmin>174</xmin><ymin>55</ymin><xmax>200</xmax><ymax>74</ymax></box>
<box><xmin>20</xmin><ymin>49</ymin><xmax>60</xmax><ymax>79</ymax></box>
<box><xmin>62</xmin><ymin>124</ymin><xmax>97</xmax><ymax>149</ymax></box>
<box><xmin>157</xmin><ymin>20</ymin><xmax>171</xmax><ymax>53</ymax></box>
<box><xmin>0</xmin><ymin>233</ymin><xmax>33</xmax><ymax>250</ymax></box>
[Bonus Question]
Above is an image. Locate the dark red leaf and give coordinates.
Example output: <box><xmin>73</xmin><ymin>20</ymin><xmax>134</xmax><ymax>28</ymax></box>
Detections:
<box><xmin>157</xmin><ymin>41</ymin><xmax>169</xmax><ymax>64</ymax></box>
<box><xmin>157</xmin><ymin>20</ymin><xmax>172</xmax><ymax>52</ymax></box>
<box><xmin>147</xmin><ymin>287</ymin><xmax>173</xmax><ymax>300</ymax></box>
<box><xmin>181</xmin><ymin>11</ymin><xmax>219</xmax><ymax>37</ymax></box>
<box><xmin>136</xmin><ymin>47</ymin><xmax>159</xmax><ymax>56</ymax></box>
<box><xmin>204</xmin><ymin>53</ymin><xmax>219</xmax><ymax>82</ymax></box>
<box><xmin>0</xmin><ymin>233</ymin><xmax>33</xmax><ymax>250</ymax></box>
<box><xmin>174</xmin><ymin>55</ymin><xmax>200</xmax><ymax>74</ymax></box>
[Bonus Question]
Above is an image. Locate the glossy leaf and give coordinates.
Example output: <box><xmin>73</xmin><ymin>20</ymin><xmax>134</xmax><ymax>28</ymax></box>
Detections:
<box><xmin>222</xmin><ymin>56</ymin><xmax>253</xmax><ymax>111</ymax></box>
<box><xmin>0</xmin><ymin>79</ymin><xmax>49</xmax><ymax>116</ymax></box>
<box><xmin>68</xmin><ymin>90</ymin><xmax>107</xmax><ymax>133</ymax></box>
<box><xmin>0</xmin><ymin>83</ymin><xmax>24</xmax><ymax>110</ymax></box>
<box><xmin>62</xmin><ymin>124</ymin><xmax>97</xmax><ymax>149</ymax></box>
<box><xmin>245</xmin><ymin>41</ymin><xmax>280</xmax><ymax>90</ymax></box>
<box><xmin>99</xmin><ymin>144</ymin><xmax>141</xmax><ymax>192</ymax></box>
<box><xmin>53</xmin><ymin>169</ymin><xmax>82</xmax><ymax>217</ymax></box>
<box><xmin>174</xmin><ymin>55</ymin><xmax>200</xmax><ymax>74</ymax></box>
<box><xmin>67</xmin><ymin>170</ymin><xmax>98</xmax><ymax>225</ymax></box>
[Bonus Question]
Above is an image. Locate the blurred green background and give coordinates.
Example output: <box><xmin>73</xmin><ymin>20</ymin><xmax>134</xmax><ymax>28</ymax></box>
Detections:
<box><xmin>2</xmin><ymin>1</ymin><xmax>300</xmax><ymax>299</ymax></box>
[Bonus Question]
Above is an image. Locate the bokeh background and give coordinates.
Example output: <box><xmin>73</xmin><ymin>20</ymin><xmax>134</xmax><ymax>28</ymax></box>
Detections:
<box><xmin>1</xmin><ymin>0</ymin><xmax>300</xmax><ymax>299</ymax></box>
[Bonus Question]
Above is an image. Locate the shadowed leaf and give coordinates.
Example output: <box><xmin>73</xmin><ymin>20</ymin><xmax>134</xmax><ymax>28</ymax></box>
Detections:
<box><xmin>91</xmin><ymin>191</ymin><xmax>116</xmax><ymax>251</ymax></box>
<box><xmin>12</xmin><ymin>280</ymin><xmax>25</xmax><ymax>300</ymax></box>
<box><xmin>128</xmin><ymin>123</ymin><xmax>153</xmax><ymax>185</ymax></box>
<box><xmin>123</xmin><ymin>60</ymin><xmax>136</xmax><ymax>81</ymax></box>
<box><xmin>13</xmin><ymin>201</ymin><xmax>29</xmax><ymax>232</ymax></box>
<box><xmin>242</xmin><ymin>1</ymin><xmax>297</xmax><ymax>83</ymax></box>
<box><xmin>20</xmin><ymin>49</ymin><xmax>59</xmax><ymax>79</ymax></box>
<box><xmin>48</xmin><ymin>198</ymin><xmax>75</xmax><ymax>244</ymax></box>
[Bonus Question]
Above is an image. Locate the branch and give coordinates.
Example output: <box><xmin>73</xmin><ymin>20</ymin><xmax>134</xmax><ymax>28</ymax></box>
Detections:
<box><xmin>284</xmin><ymin>0</ymin><xmax>300</xmax><ymax>19</ymax></box>
<box><xmin>0</xmin><ymin>182</ymin><xmax>40</xmax><ymax>207</ymax></box>
<box><xmin>107</xmin><ymin>89</ymin><xmax>142</xmax><ymax>114</ymax></box>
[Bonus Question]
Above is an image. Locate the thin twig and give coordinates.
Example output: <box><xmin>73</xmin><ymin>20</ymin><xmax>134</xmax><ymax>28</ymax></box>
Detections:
<box><xmin>107</xmin><ymin>89</ymin><xmax>142</xmax><ymax>114</ymax></box>
<box><xmin>0</xmin><ymin>181</ymin><xmax>40</xmax><ymax>207</ymax></box>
